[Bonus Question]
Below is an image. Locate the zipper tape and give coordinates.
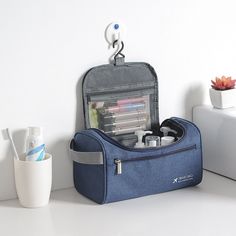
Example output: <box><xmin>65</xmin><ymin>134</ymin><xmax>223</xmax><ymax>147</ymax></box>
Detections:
<box><xmin>89</xmin><ymin>88</ymin><xmax>155</xmax><ymax>101</ymax></box>
<box><xmin>121</xmin><ymin>144</ymin><xmax>196</xmax><ymax>163</ymax></box>
<box><xmin>114</xmin><ymin>144</ymin><xmax>196</xmax><ymax>175</ymax></box>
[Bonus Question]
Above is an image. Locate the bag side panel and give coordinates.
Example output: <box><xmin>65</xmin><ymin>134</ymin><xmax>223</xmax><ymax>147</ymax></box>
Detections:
<box><xmin>73</xmin><ymin>132</ymin><xmax>106</xmax><ymax>204</ymax></box>
<box><xmin>170</xmin><ymin>117</ymin><xmax>203</xmax><ymax>183</ymax></box>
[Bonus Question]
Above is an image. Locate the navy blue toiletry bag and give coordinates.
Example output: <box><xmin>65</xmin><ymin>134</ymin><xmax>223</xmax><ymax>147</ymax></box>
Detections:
<box><xmin>70</xmin><ymin>117</ymin><xmax>202</xmax><ymax>204</ymax></box>
<box><xmin>70</xmin><ymin>58</ymin><xmax>203</xmax><ymax>204</ymax></box>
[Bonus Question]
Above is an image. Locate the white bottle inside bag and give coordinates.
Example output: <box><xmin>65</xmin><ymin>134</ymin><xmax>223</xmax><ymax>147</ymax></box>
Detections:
<box><xmin>25</xmin><ymin>127</ymin><xmax>45</xmax><ymax>161</ymax></box>
<box><xmin>134</xmin><ymin>130</ymin><xmax>153</xmax><ymax>148</ymax></box>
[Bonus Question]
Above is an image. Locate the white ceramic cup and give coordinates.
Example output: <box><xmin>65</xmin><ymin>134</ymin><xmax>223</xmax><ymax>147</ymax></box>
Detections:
<box><xmin>14</xmin><ymin>153</ymin><xmax>52</xmax><ymax>208</ymax></box>
<box><xmin>161</xmin><ymin>136</ymin><xmax>175</xmax><ymax>146</ymax></box>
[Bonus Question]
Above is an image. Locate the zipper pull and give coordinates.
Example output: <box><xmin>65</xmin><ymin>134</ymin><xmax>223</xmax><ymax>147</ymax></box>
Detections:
<box><xmin>115</xmin><ymin>159</ymin><xmax>122</xmax><ymax>175</ymax></box>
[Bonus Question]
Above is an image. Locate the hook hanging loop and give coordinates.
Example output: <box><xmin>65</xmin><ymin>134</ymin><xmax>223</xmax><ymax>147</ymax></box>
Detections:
<box><xmin>112</xmin><ymin>40</ymin><xmax>125</xmax><ymax>60</ymax></box>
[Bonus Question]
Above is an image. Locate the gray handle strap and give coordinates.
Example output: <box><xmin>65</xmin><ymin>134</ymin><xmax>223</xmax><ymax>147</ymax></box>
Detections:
<box><xmin>70</xmin><ymin>149</ymin><xmax>104</xmax><ymax>165</ymax></box>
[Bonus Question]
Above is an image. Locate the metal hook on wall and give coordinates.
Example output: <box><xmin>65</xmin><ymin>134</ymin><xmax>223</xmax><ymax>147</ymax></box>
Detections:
<box><xmin>112</xmin><ymin>40</ymin><xmax>125</xmax><ymax>60</ymax></box>
<box><xmin>105</xmin><ymin>22</ymin><xmax>125</xmax><ymax>62</ymax></box>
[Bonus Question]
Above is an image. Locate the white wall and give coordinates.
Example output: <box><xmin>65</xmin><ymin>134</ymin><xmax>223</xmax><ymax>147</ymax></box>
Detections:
<box><xmin>1</xmin><ymin>0</ymin><xmax>236</xmax><ymax>200</ymax></box>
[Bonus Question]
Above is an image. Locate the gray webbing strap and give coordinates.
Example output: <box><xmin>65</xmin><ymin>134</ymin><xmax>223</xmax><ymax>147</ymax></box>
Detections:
<box><xmin>115</xmin><ymin>57</ymin><xmax>125</xmax><ymax>65</ymax></box>
<box><xmin>70</xmin><ymin>149</ymin><xmax>104</xmax><ymax>165</ymax></box>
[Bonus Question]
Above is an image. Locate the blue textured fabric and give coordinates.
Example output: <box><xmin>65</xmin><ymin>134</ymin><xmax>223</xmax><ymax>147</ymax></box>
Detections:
<box><xmin>73</xmin><ymin>132</ymin><xmax>106</xmax><ymax>204</ymax></box>
<box><xmin>72</xmin><ymin>117</ymin><xmax>202</xmax><ymax>204</ymax></box>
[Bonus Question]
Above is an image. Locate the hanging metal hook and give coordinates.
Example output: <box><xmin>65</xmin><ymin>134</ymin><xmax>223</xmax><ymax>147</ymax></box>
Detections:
<box><xmin>112</xmin><ymin>40</ymin><xmax>125</xmax><ymax>59</ymax></box>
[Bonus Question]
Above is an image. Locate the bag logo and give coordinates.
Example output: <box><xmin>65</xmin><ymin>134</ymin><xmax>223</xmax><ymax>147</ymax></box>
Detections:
<box><xmin>172</xmin><ymin>174</ymin><xmax>194</xmax><ymax>184</ymax></box>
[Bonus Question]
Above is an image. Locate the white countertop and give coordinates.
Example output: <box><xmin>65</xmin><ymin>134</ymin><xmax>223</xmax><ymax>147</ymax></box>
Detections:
<box><xmin>1</xmin><ymin>170</ymin><xmax>236</xmax><ymax>236</ymax></box>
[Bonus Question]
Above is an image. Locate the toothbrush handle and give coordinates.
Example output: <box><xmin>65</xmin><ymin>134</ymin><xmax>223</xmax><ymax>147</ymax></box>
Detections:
<box><xmin>10</xmin><ymin>138</ymin><xmax>19</xmax><ymax>160</ymax></box>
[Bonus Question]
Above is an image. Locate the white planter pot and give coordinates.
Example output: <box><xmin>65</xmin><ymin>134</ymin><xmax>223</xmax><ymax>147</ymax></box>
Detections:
<box><xmin>209</xmin><ymin>88</ymin><xmax>236</xmax><ymax>109</ymax></box>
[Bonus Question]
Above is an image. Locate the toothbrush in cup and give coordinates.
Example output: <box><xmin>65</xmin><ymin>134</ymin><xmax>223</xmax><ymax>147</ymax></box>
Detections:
<box><xmin>2</xmin><ymin>128</ymin><xmax>19</xmax><ymax>160</ymax></box>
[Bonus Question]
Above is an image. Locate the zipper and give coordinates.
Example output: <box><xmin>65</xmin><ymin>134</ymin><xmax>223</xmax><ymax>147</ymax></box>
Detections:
<box><xmin>89</xmin><ymin>89</ymin><xmax>155</xmax><ymax>103</ymax></box>
<box><xmin>114</xmin><ymin>144</ymin><xmax>196</xmax><ymax>175</ymax></box>
<box><xmin>86</xmin><ymin>84</ymin><xmax>155</xmax><ymax>96</ymax></box>
<box><xmin>114</xmin><ymin>159</ymin><xmax>122</xmax><ymax>174</ymax></box>
<box><xmin>171</xmin><ymin>117</ymin><xmax>201</xmax><ymax>135</ymax></box>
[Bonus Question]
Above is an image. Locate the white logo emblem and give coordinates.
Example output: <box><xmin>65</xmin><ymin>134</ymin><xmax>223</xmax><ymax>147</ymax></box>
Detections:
<box><xmin>172</xmin><ymin>178</ymin><xmax>178</xmax><ymax>183</ymax></box>
<box><xmin>172</xmin><ymin>174</ymin><xmax>194</xmax><ymax>184</ymax></box>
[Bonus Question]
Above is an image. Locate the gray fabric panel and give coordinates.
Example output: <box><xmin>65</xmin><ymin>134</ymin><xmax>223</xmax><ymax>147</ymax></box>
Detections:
<box><xmin>82</xmin><ymin>62</ymin><xmax>159</xmax><ymax>130</ymax></box>
<box><xmin>70</xmin><ymin>149</ymin><xmax>104</xmax><ymax>165</ymax></box>
<box><xmin>83</xmin><ymin>63</ymin><xmax>156</xmax><ymax>93</ymax></box>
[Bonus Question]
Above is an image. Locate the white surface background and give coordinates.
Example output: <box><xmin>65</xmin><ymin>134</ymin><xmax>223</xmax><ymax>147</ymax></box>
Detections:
<box><xmin>1</xmin><ymin>0</ymin><xmax>236</xmax><ymax>200</ymax></box>
<box><xmin>1</xmin><ymin>171</ymin><xmax>236</xmax><ymax>236</ymax></box>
